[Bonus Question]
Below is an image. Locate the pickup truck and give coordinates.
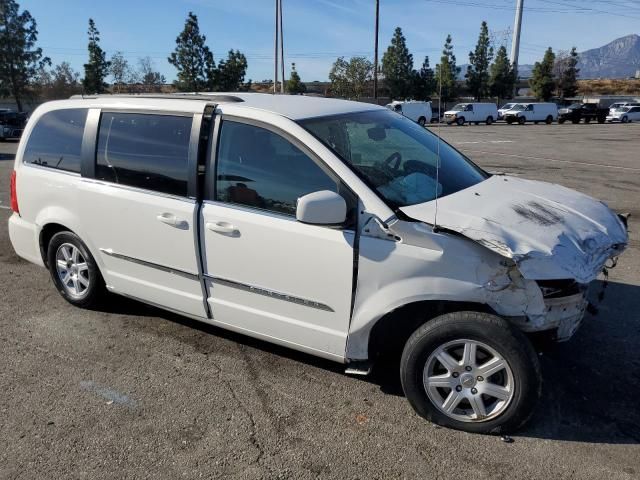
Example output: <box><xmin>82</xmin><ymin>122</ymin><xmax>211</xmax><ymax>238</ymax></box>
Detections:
<box><xmin>558</xmin><ymin>103</ymin><xmax>607</xmax><ymax>124</ymax></box>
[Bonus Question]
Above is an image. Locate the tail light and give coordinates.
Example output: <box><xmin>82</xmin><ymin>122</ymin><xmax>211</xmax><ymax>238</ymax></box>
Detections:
<box><xmin>10</xmin><ymin>170</ymin><xmax>19</xmax><ymax>214</ymax></box>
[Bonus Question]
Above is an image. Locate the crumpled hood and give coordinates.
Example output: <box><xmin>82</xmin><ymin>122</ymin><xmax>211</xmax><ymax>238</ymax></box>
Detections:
<box><xmin>400</xmin><ymin>176</ymin><xmax>628</xmax><ymax>283</ymax></box>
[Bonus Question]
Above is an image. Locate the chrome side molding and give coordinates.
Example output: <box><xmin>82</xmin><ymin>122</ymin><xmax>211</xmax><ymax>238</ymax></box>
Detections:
<box><xmin>99</xmin><ymin>248</ymin><xmax>199</xmax><ymax>280</ymax></box>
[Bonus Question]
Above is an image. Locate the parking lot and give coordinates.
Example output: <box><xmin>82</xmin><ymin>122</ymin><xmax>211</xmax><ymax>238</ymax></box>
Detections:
<box><xmin>1</xmin><ymin>122</ymin><xmax>639</xmax><ymax>479</ymax></box>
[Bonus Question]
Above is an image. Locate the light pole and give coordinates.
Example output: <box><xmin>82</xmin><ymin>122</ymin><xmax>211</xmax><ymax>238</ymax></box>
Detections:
<box><xmin>510</xmin><ymin>0</ymin><xmax>524</xmax><ymax>97</ymax></box>
<box><xmin>374</xmin><ymin>0</ymin><xmax>379</xmax><ymax>101</ymax></box>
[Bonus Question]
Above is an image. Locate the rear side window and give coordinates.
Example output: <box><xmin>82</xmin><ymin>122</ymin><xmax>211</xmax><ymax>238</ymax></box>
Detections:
<box><xmin>96</xmin><ymin>112</ymin><xmax>192</xmax><ymax>197</ymax></box>
<box><xmin>23</xmin><ymin>109</ymin><xmax>87</xmax><ymax>173</ymax></box>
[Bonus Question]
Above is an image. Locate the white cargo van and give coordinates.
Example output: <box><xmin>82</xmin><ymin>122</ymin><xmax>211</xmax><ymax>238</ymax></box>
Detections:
<box><xmin>503</xmin><ymin>103</ymin><xmax>558</xmax><ymax>124</ymax></box>
<box><xmin>387</xmin><ymin>100</ymin><xmax>432</xmax><ymax>126</ymax></box>
<box><xmin>8</xmin><ymin>93</ymin><xmax>628</xmax><ymax>434</ymax></box>
<box><xmin>443</xmin><ymin>103</ymin><xmax>498</xmax><ymax>126</ymax></box>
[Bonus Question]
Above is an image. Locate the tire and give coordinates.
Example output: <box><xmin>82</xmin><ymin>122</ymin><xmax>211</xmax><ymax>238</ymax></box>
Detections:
<box><xmin>456</xmin><ymin>117</ymin><xmax>465</xmax><ymax>126</ymax></box>
<box><xmin>506</xmin><ymin>117</ymin><xmax>513</xmax><ymax>124</ymax></box>
<box><xmin>597</xmin><ymin>117</ymin><xmax>606</xmax><ymax>124</ymax></box>
<box><xmin>518</xmin><ymin>116</ymin><xmax>526</xmax><ymax>125</ymax></box>
<box><xmin>446</xmin><ymin>121</ymin><xmax>453</xmax><ymax>126</ymax></box>
<box><xmin>571</xmin><ymin>118</ymin><xmax>580</xmax><ymax>124</ymax></box>
<box><xmin>584</xmin><ymin>117</ymin><xmax>591</xmax><ymax>123</ymax></box>
<box><xmin>400</xmin><ymin>311</ymin><xmax>541</xmax><ymax>434</ymax></box>
<box><xmin>47</xmin><ymin>231</ymin><xmax>106</xmax><ymax>308</ymax></box>
<box><xmin>418</xmin><ymin>117</ymin><xmax>426</xmax><ymax>127</ymax></box>
<box><xmin>545</xmin><ymin>115</ymin><xmax>553</xmax><ymax>124</ymax></box>
<box><xmin>621</xmin><ymin>116</ymin><xmax>628</xmax><ymax>123</ymax></box>
<box><xmin>485</xmin><ymin>116</ymin><xmax>493</xmax><ymax>125</ymax></box>
<box><xmin>534</xmin><ymin>121</ymin><xmax>539</xmax><ymax>125</ymax></box>
<box><xmin>558</xmin><ymin>118</ymin><xmax>565</xmax><ymax>124</ymax></box>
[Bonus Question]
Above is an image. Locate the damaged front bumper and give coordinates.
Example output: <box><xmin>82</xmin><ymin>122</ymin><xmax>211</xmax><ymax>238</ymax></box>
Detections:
<box><xmin>506</xmin><ymin>290</ymin><xmax>589</xmax><ymax>341</ymax></box>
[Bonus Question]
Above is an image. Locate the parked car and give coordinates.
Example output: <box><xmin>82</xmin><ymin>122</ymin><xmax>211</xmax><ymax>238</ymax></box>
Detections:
<box><xmin>607</xmin><ymin>102</ymin><xmax>640</xmax><ymax>112</ymax></box>
<box><xmin>503</xmin><ymin>103</ymin><xmax>558</xmax><ymax>125</ymax></box>
<box><xmin>444</xmin><ymin>103</ymin><xmax>498</xmax><ymax>126</ymax></box>
<box><xmin>497</xmin><ymin>102</ymin><xmax>517</xmax><ymax>120</ymax></box>
<box><xmin>9</xmin><ymin>94</ymin><xmax>628</xmax><ymax>434</ymax></box>
<box><xmin>558</xmin><ymin>103</ymin><xmax>607</xmax><ymax>124</ymax></box>
<box><xmin>606</xmin><ymin>105</ymin><xmax>640</xmax><ymax>123</ymax></box>
<box><xmin>0</xmin><ymin>111</ymin><xmax>28</xmax><ymax>141</ymax></box>
<box><xmin>387</xmin><ymin>100</ymin><xmax>432</xmax><ymax>126</ymax></box>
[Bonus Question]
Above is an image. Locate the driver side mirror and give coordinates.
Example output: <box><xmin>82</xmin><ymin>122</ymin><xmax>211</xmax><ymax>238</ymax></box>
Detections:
<box><xmin>296</xmin><ymin>191</ymin><xmax>347</xmax><ymax>226</ymax></box>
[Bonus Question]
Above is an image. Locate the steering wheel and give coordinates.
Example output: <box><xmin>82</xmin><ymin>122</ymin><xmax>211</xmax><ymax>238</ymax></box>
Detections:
<box><xmin>383</xmin><ymin>152</ymin><xmax>402</xmax><ymax>172</ymax></box>
<box><xmin>403</xmin><ymin>159</ymin><xmax>437</xmax><ymax>177</ymax></box>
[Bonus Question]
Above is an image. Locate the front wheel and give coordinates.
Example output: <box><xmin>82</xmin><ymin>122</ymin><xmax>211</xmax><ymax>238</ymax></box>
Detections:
<box><xmin>518</xmin><ymin>116</ymin><xmax>526</xmax><ymax>125</ymax></box>
<box><xmin>456</xmin><ymin>117</ymin><xmax>465</xmax><ymax>126</ymax></box>
<box><xmin>558</xmin><ymin>118</ymin><xmax>565</xmax><ymax>124</ymax></box>
<box><xmin>418</xmin><ymin>116</ymin><xmax>426</xmax><ymax>127</ymax></box>
<box><xmin>621</xmin><ymin>116</ymin><xmax>629</xmax><ymax>123</ymax></box>
<box><xmin>486</xmin><ymin>116</ymin><xmax>493</xmax><ymax>125</ymax></box>
<box><xmin>400</xmin><ymin>311</ymin><xmax>541</xmax><ymax>434</ymax></box>
<box><xmin>545</xmin><ymin>115</ymin><xmax>553</xmax><ymax>124</ymax></box>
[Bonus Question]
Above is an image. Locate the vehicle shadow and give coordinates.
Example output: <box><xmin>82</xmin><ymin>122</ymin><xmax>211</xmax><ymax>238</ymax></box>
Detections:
<box><xmin>97</xmin><ymin>279</ymin><xmax>640</xmax><ymax>444</ymax></box>
<box><xmin>0</xmin><ymin>153</ymin><xmax>15</xmax><ymax>161</ymax></box>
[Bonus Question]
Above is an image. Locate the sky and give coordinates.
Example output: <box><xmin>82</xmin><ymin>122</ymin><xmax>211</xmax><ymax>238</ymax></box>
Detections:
<box><xmin>20</xmin><ymin>0</ymin><xmax>640</xmax><ymax>83</ymax></box>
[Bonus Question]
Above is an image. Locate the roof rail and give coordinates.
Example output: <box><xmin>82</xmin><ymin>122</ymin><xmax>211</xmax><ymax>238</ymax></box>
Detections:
<box><xmin>69</xmin><ymin>93</ymin><xmax>245</xmax><ymax>103</ymax></box>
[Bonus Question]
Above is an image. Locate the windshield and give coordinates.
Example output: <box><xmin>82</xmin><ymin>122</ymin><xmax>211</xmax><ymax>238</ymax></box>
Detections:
<box><xmin>299</xmin><ymin>110</ymin><xmax>488</xmax><ymax>208</ymax></box>
<box><xmin>450</xmin><ymin>104</ymin><xmax>468</xmax><ymax>111</ymax></box>
<box><xmin>501</xmin><ymin>103</ymin><xmax>516</xmax><ymax>110</ymax></box>
<box><xmin>618</xmin><ymin>107</ymin><xmax>631</xmax><ymax>112</ymax></box>
<box><xmin>511</xmin><ymin>104</ymin><xmax>526</xmax><ymax>112</ymax></box>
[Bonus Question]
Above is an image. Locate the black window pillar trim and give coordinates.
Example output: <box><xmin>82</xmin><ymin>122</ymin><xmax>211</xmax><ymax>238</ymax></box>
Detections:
<box><xmin>80</xmin><ymin>108</ymin><xmax>101</xmax><ymax>179</ymax></box>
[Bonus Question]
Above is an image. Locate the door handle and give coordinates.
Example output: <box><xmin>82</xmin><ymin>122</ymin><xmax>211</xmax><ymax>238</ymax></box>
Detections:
<box><xmin>157</xmin><ymin>212</ymin><xmax>185</xmax><ymax>228</ymax></box>
<box><xmin>206</xmin><ymin>221</ymin><xmax>238</xmax><ymax>235</ymax></box>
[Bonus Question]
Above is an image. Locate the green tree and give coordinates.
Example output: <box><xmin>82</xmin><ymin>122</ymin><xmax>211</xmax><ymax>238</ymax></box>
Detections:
<box><xmin>0</xmin><ymin>0</ymin><xmax>49</xmax><ymax>111</ymax></box>
<box><xmin>329</xmin><ymin>56</ymin><xmax>372</xmax><ymax>99</ymax></box>
<box><xmin>381</xmin><ymin>27</ymin><xmax>414</xmax><ymax>100</ymax></box>
<box><xmin>168</xmin><ymin>12</ymin><xmax>214</xmax><ymax>92</ymax></box>
<box><xmin>557</xmin><ymin>46</ymin><xmax>580</xmax><ymax>98</ymax></box>
<box><xmin>286</xmin><ymin>62</ymin><xmax>306</xmax><ymax>94</ymax></box>
<box><xmin>412</xmin><ymin>56</ymin><xmax>436</xmax><ymax>100</ymax></box>
<box><xmin>82</xmin><ymin>18</ymin><xmax>110</xmax><ymax>94</ymax></box>
<box><xmin>466</xmin><ymin>21</ymin><xmax>493</xmax><ymax>100</ymax></box>
<box><xmin>529</xmin><ymin>47</ymin><xmax>556</xmax><ymax>101</ymax></box>
<box><xmin>214</xmin><ymin>49</ymin><xmax>248</xmax><ymax>91</ymax></box>
<box><xmin>489</xmin><ymin>45</ymin><xmax>515</xmax><ymax>99</ymax></box>
<box><xmin>435</xmin><ymin>34</ymin><xmax>460</xmax><ymax>104</ymax></box>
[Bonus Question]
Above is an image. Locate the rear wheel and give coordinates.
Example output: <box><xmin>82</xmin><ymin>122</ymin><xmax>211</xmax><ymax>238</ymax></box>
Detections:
<box><xmin>485</xmin><ymin>116</ymin><xmax>493</xmax><ymax>125</ymax></box>
<box><xmin>621</xmin><ymin>116</ymin><xmax>629</xmax><ymax>123</ymax></box>
<box><xmin>418</xmin><ymin>116</ymin><xmax>426</xmax><ymax>127</ymax></box>
<box><xmin>456</xmin><ymin>117</ymin><xmax>465</xmax><ymax>126</ymax></box>
<box><xmin>584</xmin><ymin>117</ymin><xmax>591</xmax><ymax>123</ymax></box>
<box><xmin>400</xmin><ymin>311</ymin><xmax>541</xmax><ymax>434</ymax></box>
<box><xmin>545</xmin><ymin>115</ymin><xmax>553</xmax><ymax>124</ymax></box>
<box><xmin>571</xmin><ymin>118</ymin><xmax>580</xmax><ymax>124</ymax></box>
<box><xmin>47</xmin><ymin>231</ymin><xmax>106</xmax><ymax>308</ymax></box>
<box><xmin>558</xmin><ymin>118</ymin><xmax>565</xmax><ymax>124</ymax></box>
<box><xmin>518</xmin><ymin>116</ymin><xmax>526</xmax><ymax>125</ymax></box>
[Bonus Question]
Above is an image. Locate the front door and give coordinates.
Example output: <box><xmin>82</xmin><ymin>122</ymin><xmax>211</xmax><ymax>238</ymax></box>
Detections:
<box><xmin>78</xmin><ymin>110</ymin><xmax>207</xmax><ymax>318</ymax></box>
<box><xmin>201</xmin><ymin>119</ymin><xmax>355</xmax><ymax>360</ymax></box>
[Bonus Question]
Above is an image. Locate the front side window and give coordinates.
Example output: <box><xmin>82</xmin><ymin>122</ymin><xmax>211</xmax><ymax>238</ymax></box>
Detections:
<box><xmin>96</xmin><ymin>112</ymin><xmax>192</xmax><ymax>196</ymax></box>
<box><xmin>215</xmin><ymin>121</ymin><xmax>339</xmax><ymax>217</ymax></box>
<box><xmin>23</xmin><ymin>108</ymin><xmax>87</xmax><ymax>173</ymax></box>
<box><xmin>300</xmin><ymin>110</ymin><xmax>488</xmax><ymax>208</ymax></box>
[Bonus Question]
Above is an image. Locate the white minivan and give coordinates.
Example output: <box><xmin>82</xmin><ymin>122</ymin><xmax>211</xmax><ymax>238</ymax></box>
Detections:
<box><xmin>443</xmin><ymin>103</ymin><xmax>498</xmax><ymax>126</ymax></box>
<box><xmin>503</xmin><ymin>103</ymin><xmax>558</xmax><ymax>125</ymax></box>
<box><xmin>386</xmin><ymin>100</ymin><xmax>432</xmax><ymax>126</ymax></box>
<box><xmin>9</xmin><ymin>93</ymin><xmax>627</xmax><ymax>434</ymax></box>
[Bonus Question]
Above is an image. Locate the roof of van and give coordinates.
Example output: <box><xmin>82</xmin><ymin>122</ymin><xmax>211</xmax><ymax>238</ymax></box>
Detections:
<box><xmin>60</xmin><ymin>93</ymin><xmax>383</xmax><ymax>120</ymax></box>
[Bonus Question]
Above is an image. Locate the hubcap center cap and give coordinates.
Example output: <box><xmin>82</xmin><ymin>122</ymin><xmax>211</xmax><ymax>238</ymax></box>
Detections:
<box><xmin>460</xmin><ymin>373</ymin><xmax>476</xmax><ymax>389</ymax></box>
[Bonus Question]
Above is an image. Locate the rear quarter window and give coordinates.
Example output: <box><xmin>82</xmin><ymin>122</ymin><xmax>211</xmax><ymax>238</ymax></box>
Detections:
<box><xmin>23</xmin><ymin>108</ymin><xmax>88</xmax><ymax>173</ymax></box>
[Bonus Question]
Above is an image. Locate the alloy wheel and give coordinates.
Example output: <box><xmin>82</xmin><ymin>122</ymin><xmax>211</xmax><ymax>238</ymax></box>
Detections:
<box><xmin>423</xmin><ymin>339</ymin><xmax>514</xmax><ymax>423</ymax></box>
<box><xmin>55</xmin><ymin>243</ymin><xmax>90</xmax><ymax>298</ymax></box>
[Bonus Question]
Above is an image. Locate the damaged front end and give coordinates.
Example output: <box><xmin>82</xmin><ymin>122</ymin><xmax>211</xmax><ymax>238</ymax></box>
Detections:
<box><xmin>399</xmin><ymin>175</ymin><xmax>629</xmax><ymax>341</ymax></box>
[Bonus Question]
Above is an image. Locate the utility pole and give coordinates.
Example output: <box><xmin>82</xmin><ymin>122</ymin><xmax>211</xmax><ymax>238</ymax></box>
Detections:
<box><xmin>510</xmin><ymin>0</ymin><xmax>524</xmax><ymax>97</ymax></box>
<box><xmin>274</xmin><ymin>0</ymin><xmax>279</xmax><ymax>94</ymax></box>
<box><xmin>373</xmin><ymin>0</ymin><xmax>379</xmax><ymax>100</ymax></box>
<box><xmin>280</xmin><ymin>0</ymin><xmax>285</xmax><ymax>93</ymax></box>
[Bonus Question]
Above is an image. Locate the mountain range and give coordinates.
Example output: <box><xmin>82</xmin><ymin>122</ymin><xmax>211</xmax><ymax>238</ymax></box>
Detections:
<box><xmin>458</xmin><ymin>34</ymin><xmax>640</xmax><ymax>80</ymax></box>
